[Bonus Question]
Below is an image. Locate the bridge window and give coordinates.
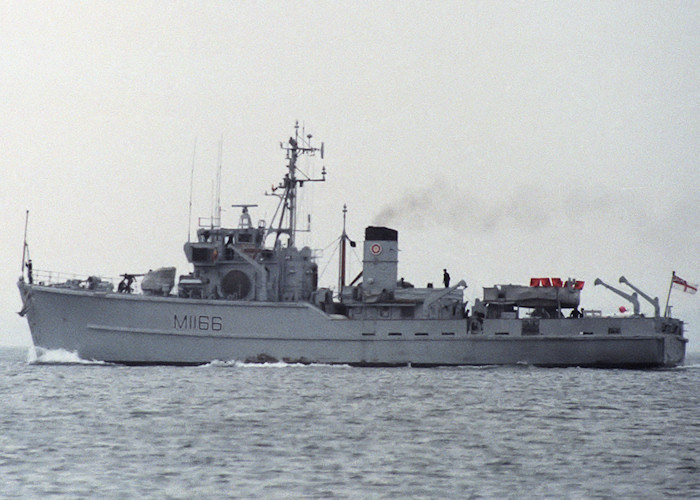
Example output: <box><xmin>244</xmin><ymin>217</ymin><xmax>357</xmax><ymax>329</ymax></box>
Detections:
<box><xmin>192</xmin><ymin>247</ymin><xmax>210</xmax><ymax>262</ymax></box>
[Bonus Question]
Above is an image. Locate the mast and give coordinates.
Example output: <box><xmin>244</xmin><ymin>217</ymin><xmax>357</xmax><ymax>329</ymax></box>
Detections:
<box><xmin>339</xmin><ymin>204</ymin><xmax>347</xmax><ymax>292</ymax></box>
<box><xmin>287</xmin><ymin>128</ymin><xmax>299</xmax><ymax>244</ymax></box>
<box><xmin>270</xmin><ymin>121</ymin><xmax>326</xmax><ymax>248</ymax></box>
<box><xmin>337</xmin><ymin>204</ymin><xmax>357</xmax><ymax>294</ymax></box>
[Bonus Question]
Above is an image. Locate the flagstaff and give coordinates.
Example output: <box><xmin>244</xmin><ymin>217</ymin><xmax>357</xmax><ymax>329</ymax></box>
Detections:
<box><xmin>21</xmin><ymin>210</ymin><xmax>29</xmax><ymax>275</ymax></box>
<box><xmin>664</xmin><ymin>271</ymin><xmax>675</xmax><ymax>317</ymax></box>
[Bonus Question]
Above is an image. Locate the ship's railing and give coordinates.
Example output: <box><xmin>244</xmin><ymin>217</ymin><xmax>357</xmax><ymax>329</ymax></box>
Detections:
<box><xmin>29</xmin><ymin>269</ymin><xmax>120</xmax><ymax>290</ymax></box>
<box><xmin>198</xmin><ymin>216</ymin><xmax>221</xmax><ymax>228</ymax></box>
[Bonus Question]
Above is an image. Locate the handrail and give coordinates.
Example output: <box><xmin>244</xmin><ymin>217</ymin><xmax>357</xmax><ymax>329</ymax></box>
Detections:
<box><xmin>29</xmin><ymin>269</ymin><xmax>120</xmax><ymax>289</ymax></box>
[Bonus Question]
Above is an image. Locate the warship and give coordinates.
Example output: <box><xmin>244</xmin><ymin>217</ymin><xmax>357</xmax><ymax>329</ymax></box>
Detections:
<box><xmin>17</xmin><ymin>124</ymin><xmax>687</xmax><ymax>367</ymax></box>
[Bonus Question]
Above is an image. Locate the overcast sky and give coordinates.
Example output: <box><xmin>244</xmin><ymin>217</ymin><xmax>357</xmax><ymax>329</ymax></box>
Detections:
<box><xmin>1</xmin><ymin>1</ymin><xmax>698</xmax><ymax>349</ymax></box>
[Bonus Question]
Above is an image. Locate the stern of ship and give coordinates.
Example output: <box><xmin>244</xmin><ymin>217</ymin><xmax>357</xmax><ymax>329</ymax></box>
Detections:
<box><xmin>657</xmin><ymin>317</ymin><xmax>687</xmax><ymax>367</ymax></box>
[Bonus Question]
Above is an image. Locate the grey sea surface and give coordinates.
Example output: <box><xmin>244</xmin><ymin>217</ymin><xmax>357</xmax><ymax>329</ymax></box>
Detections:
<box><xmin>1</xmin><ymin>346</ymin><xmax>699</xmax><ymax>499</ymax></box>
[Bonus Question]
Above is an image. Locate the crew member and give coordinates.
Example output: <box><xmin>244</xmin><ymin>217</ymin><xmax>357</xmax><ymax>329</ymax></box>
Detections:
<box><xmin>118</xmin><ymin>274</ymin><xmax>136</xmax><ymax>293</ymax></box>
<box><xmin>443</xmin><ymin>269</ymin><xmax>450</xmax><ymax>288</ymax></box>
<box><xmin>569</xmin><ymin>308</ymin><xmax>582</xmax><ymax>318</ymax></box>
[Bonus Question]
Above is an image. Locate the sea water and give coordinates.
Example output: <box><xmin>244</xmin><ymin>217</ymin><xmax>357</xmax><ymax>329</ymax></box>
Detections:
<box><xmin>1</xmin><ymin>346</ymin><xmax>698</xmax><ymax>499</ymax></box>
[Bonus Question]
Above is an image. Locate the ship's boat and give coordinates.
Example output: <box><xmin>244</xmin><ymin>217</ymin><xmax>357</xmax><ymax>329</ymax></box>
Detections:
<box><xmin>17</xmin><ymin>124</ymin><xmax>687</xmax><ymax>367</ymax></box>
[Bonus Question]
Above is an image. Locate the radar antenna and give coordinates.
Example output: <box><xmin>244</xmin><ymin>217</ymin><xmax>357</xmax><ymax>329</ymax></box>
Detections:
<box><xmin>231</xmin><ymin>204</ymin><xmax>259</xmax><ymax>229</ymax></box>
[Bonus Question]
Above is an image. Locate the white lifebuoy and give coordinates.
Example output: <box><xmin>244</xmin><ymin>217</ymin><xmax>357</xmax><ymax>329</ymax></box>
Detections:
<box><xmin>370</xmin><ymin>243</ymin><xmax>382</xmax><ymax>255</ymax></box>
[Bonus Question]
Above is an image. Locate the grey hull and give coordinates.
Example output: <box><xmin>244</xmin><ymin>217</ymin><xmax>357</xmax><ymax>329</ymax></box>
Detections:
<box><xmin>19</xmin><ymin>282</ymin><xmax>686</xmax><ymax>367</ymax></box>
